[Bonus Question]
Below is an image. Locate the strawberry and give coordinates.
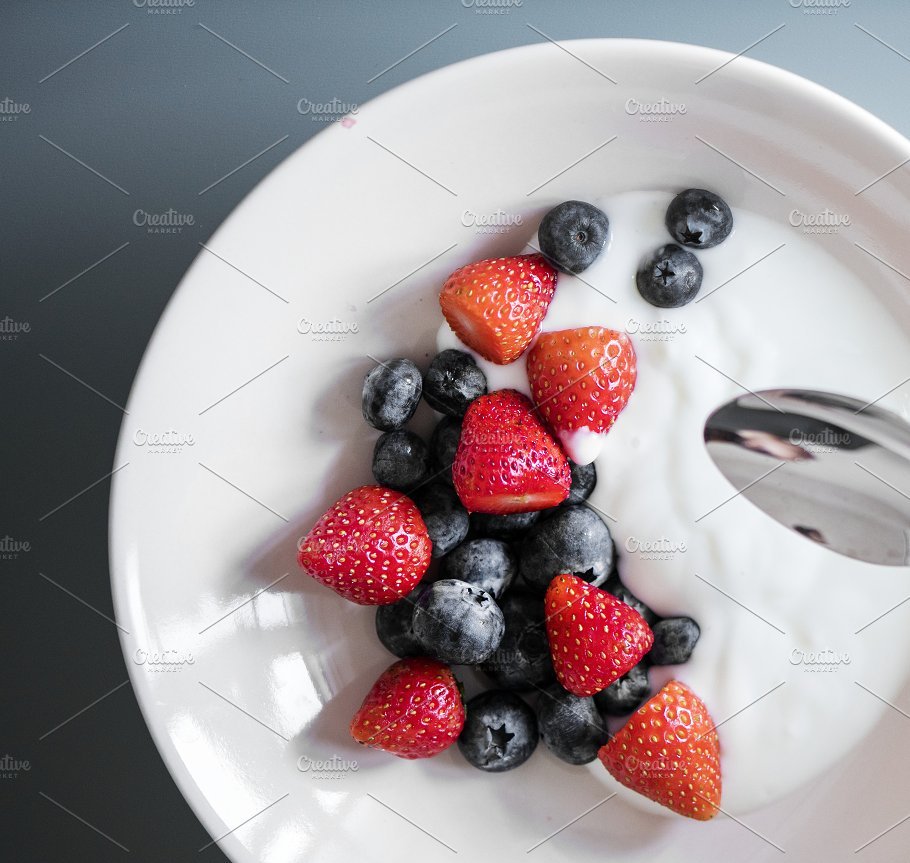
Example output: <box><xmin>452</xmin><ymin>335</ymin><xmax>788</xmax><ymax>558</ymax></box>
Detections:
<box><xmin>598</xmin><ymin>680</ymin><xmax>722</xmax><ymax>821</ymax></box>
<box><xmin>439</xmin><ymin>253</ymin><xmax>558</xmax><ymax>365</ymax></box>
<box><xmin>544</xmin><ymin>573</ymin><xmax>653</xmax><ymax>696</ymax></box>
<box><xmin>453</xmin><ymin>390</ymin><xmax>570</xmax><ymax>514</ymax></box>
<box><xmin>297</xmin><ymin>485</ymin><xmax>431</xmax><ymax>606</ymax></box>
<box><xmin>350</xmin><ymin>657</ymin><xmax>465</xmax><ymax>758</ymax></box>
<box><xmin>527</xmin><ymin>326</ymin><xmax>637</xmax><ymax>450</ymax></box>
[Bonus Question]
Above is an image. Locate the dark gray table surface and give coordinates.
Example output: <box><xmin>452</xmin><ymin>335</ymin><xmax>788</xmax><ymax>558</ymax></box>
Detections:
<box><xmin>3</xmin><ymin>1</ymin><xmax>910</xmax><ymax>859</ymax></box>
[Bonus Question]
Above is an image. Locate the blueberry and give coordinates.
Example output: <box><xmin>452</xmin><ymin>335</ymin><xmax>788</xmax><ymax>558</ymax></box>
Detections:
<box><xmin>538</xmin><ymin>200</ymin><xmax>610</xmax><ymax>274</ymax></box>
<box><xmin>372</xmin><ymin>430</ymin><xmax>430</xmax><ymax>491</ymax></box>
<box><xmin>362</xmin><ymin>358</ymin><xmax>422</xmax><ymax>431</ymax></box>
<box><xmin>519</xmin><ymin>505</ymin><xmax>614</xmax><ymax>592</ymax></box>
<box><xmin>593</xmin><ymin>662</ymin><xmax>650</xmax><ymax>716</ymax></box>
<box><xmin>413</xmin><ymin>579</ymin><xmax>505</xmax><ymax>664</ymax></box>
<box><xmin>604</xmin><ymin>571</ymin><xmax>657</xmax><ymax>625</ymax></box>
<box><xmin>665</xmin><ymin>188</ymin><xmax>733</xmax><ymax>249</ymax></box>
<box><xmin>636</xmin><ymin>243</ymin><xmax>703</xmax><ymax>308</ymax></box>
<box><xmin>470</xmin><ymin>510</ymin><xmax>540</xmax><ymax>541</ymax></box>
<box><xmin>411</xmin><ymin>484</ymin><xmax>469</xmax><ymax>558</ymax></box>
<box><xmin>458</xmin><ymin>690</ymin><xmax>538</xmax><ymax>772</ymax></box>
<box><xmin>423</xmin><ymin>349</ymin><xmax>487</xmax><ymax>418</ymax></box>
<box><xmin>562</xmin><ymin>460</ymin><xmax>597</xmax><ymax>507</ymax></box>
<box><xmin>430</xmin><ymin>416</ymin><xmax>461</xmax><ymax>486</ymax></box>
<box><xmin>480</xmin><ymin>590</ymin><xmax>555</xmax><ymax>691</ymax></box>
<box><xmin>537</xmin><ymin>687</ymin><xmax>610</xmax><ymax>765</ymax></box>
<box><xmin>444</xmin><ymin>538</ymin><xmax>517</xmax><ymax>599</ymax></box>
<box><xmin>649</xmin><ymin>617</ymin><xmax>700</xmax><ymax>665</ymax></box>
<box><xmin>375</xmin><ymin>583</ymin><xmax>427</xmax><ymax>658</ymax></box>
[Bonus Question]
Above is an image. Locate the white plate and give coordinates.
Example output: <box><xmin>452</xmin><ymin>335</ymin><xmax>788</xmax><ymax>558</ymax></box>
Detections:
<box><xmin>111</xmin><ymin>39</ymin><xmax>910</xmax><ymax>863</ymax></box>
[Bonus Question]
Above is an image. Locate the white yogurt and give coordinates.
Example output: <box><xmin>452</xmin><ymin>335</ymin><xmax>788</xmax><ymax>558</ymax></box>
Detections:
<box><xmin>438</xmin><ymin>191</ymin><xmax>910</xmax><ymax>815</ymax></box>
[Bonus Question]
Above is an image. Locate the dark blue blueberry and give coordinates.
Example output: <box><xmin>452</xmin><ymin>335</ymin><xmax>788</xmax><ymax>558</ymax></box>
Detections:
<box><xmin>423</xmin><ymin>349</ymin><xmax>487</xmax><ymax>418</ymax></box>
<box><xmin>649</xmin><ymin>617</ymin><xmax>700</xmax><ymax>665</ymax></box>
<box><xmin>538</xmin><ymin>200</ymin><xmax>610</xmax><ymax>274</ymax></box>
<box><xmin>665</xmin><ymin>188</ymin><xmax>733</xmax><ymax>249</ymax></box>
<box><xmin>361</xmin><ymin>358</ymin><xmax>422</xmax><ymax>431</ymax></box>
<box><xmin>430</xmin><ymin>415</ymin><xmax>461</xmax><ymax>486</ymax></box>
<box><xmin>636</xmin><ymin>243</ymin><xmax>703</xmax><ymax>308</ymax></box>
<box><xmin>593</xmin><ymin>662</ymin><xmax>650</xmax><ymax>716</ymax></box>
<box><xmin>561</xmin><ymin>460</ymin><xmax>597</xmax><ymax>507</ymax></box>
<box><xmin>411</xmin><ymin>483</ymin><xmax>469</xmax><ymax>558</ymax></box>
<box><xmin>470</xmin><ymin>510</ymin><xmax>540</xmax><ymax>541</ymax></box>
<box><xmin>519</xmin><ymin>505</ymin><xmax>614</xmax><ymax>592</ymax></box>
<box><xmin>457</xmin><ymin>690</ymin><xmax>538</xmax><ymax>772</ymax></box>
<box><xmin>413</xmin><ymin>579</ymin><xmax>505</xmax><ymax>665</ymax></box>
<box><xmin>374</xmin><ymin>583</ymin><xmax>427</xmax><ymax>658</ymax></box>
<box><xmin>480</xmin><ymin>590</ymin><xmax>555</xmax><ymax>691</ymax></box>
<box><xmin>604</xmin><ymin>572</ymin><xmax>657</xmax><ymax>625</ymax></box>
<box><xmin>444</xmin><ymin>538</ymin><xmax>517</xmax><ymax>599</ymax></box>
<box><xmin>537</xmin><ymin>687</ymin><xmax>610</xmax><ymax>765</ymax></box>
<box><xmin>372</xmin><ymin>430</ymin><xmax>430</xmax><ymax>491</ymax></box>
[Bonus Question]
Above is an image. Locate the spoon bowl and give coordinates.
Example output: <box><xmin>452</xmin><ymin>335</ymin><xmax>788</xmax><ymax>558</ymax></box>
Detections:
<box><xmin>704</xmin><ymin>389</ymin><xmax>910</xmax><ymax>566</ymax></box>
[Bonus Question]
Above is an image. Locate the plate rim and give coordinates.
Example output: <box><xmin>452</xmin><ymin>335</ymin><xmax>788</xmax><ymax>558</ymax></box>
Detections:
<box><xmin>108</xmin><ymin>36</ymin><xmax>910</xmax><ymax>861</ymax></box>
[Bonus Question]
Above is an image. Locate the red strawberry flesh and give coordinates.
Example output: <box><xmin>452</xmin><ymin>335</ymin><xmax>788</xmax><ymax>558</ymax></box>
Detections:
<box><xmin>453</xmin><ymin>389</ymin><xmax>570</xmax><ymax>514</ymax></box>
<box><xmin>350</xmin><ymin>657</ymin><xmax>465</xmax><ymax>759</ymax></box>
<box><xmin>297</xmin><ymin>485</ymin><xmax>431</xmax><ymax>605</ymax></box>
<box><xmin>439</xmin><ymin>253</ymin><xmax>557</xmax><ymax>365</ymax></box>
<box><xmin>545</xmin><ymin>573</ymin><xmax>653</xmax><ymax>696</ymax></box>
<box><xmin>598</xmin><ymin>680</ymin><xmax>722</xmax><ymax>820</ymax></box>
<box><xmin>528</xmin><ymin>326</ymin><xmax>637</xmax><ymax>442</ymax></box>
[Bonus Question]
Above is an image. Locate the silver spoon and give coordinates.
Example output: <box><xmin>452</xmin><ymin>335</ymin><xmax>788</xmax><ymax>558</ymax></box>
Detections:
<box><xmin>704</xmin><ymin>389</ymin><xmax>910</xmax><ymax>566</ymax></box>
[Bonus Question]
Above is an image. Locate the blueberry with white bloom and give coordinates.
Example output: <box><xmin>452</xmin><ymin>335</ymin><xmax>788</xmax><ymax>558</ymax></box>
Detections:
<box><xmin>372</xmin><ymin>429</ymin><xmax>430</xmax><ymax>490</ymax></box>
<box><xmin>423</xmin><ymin>349</ymin><xmax>487</xmax><ymax>418</ymax></box>
<box><xmin>413</xmin><ymin>579</ymin><xmax>505</xmax><ymax>665</ymax></box>
<box><xmin>636</xmin><ymin>243</ymin><xmax>703</xmax><ymax>308</ymax></box>
<box><xmin>519</xmin><ymin>505</ymin><xmax>614</xmax><ymax>592</ymax></box>
<box><xmin>538</xmin><ymin>200</ymin><xmax>610</xmax><ymax>274</ymax></box>
<box><xmin>362</xmin><ymin>358</ymin><xmax>422</xmax><ymax>431</ymax></box>
<box><xmin>444</xmin><ymin>538</ymin><xmax>517</xmax><ymax>599</ymax></box>
<box><xmin>665</xmin><ymin>188</ymin><xmax>733</xmax><ymax>249</ymax></box>
<box><xmin>458</xmin><ymin>690</ymin><xmax>538</xmax><ymax>772</ymax></box>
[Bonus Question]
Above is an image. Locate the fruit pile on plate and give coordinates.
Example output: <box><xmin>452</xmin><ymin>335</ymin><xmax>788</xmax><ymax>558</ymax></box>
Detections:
<box><xmin>298</xmin><ymin>192</ymin><xmax>731</xmax><ymax>820</ymax></box>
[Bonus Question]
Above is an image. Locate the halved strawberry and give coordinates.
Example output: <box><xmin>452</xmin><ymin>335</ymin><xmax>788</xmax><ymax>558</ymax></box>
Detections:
<box><xmin>453</xmin><ymin>390</ymin><xmax>570</xmax><ymax>513</ymax></box>
<box><xmin>350</xmin><ymin>657</ymin><xmax>465</xmax><ymax>759</ymax></box>
<box><xmin>598</xmin><ymin>680</ymin><xmax>722</xmax><ymax>821</ymax></box>
<box><xmin>297</xmin><ymin>485</ymin><xmax>431</xmax><ymax>605</ymax></box>
<box><xmin>545</xmin><ymin>573</ymin><xmax>653</xmax><ymax>696</ymax></box>
<box><xmin>439</xmin><ymin>253</ymin><xmax>558</xmax><ymax>365</ymax></box>
<box><xmin>527</xmin><ymin>327</ymin><xmax>636</xmax><ymax>459</ymax></box>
